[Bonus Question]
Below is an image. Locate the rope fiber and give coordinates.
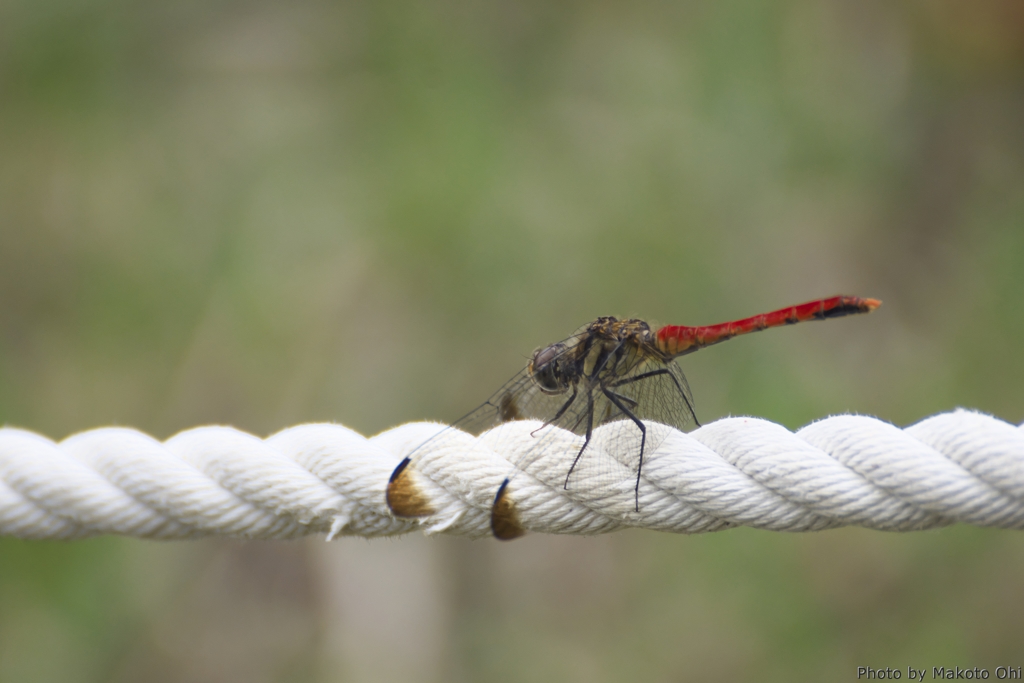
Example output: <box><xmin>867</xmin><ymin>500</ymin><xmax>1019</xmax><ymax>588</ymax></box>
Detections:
<box><xmin>1</xmin><ymin>410</ymin><xmax>1022</xmax><ymax>541</ymax></box>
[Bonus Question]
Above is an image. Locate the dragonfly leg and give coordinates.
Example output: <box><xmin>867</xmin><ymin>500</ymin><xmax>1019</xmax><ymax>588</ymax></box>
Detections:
<box><xmin>530</xmin><ymin>387</ymin><xmax>579</xmax><ymax>437</ymax></box>
<box><xmin>616</xmin><ymin>393</ymin><xmax>639</xmax><ymax>409</ymax></box>
<box><xmin>602</xmin><ymin>390</ymin><xmax>639</xmax><ymax>413</ymax></box>
<box><xmin>565</xmin><ymin>390</ymin><xmax>595</xmax><ymax>489</ymax></box>
<box><xmin>603</xmin><ymin>387</ymin><xmax>646</xmax><ymax>512</ymax></box>
<box><xmin>610</xmin><ymin>367</ymin><xmax>700</xmax><ymax>427</ymax></box>
<box><xmin>609</xmin><ymin>367</ymin><xmax>668</xmax><ymax>386</ymax></box>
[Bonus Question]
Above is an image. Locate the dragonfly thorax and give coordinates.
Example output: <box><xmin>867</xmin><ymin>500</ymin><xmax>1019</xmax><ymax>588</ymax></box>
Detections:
<box><xmin>527</xmin><ymin>317</ymin><xmax>661</xmax><ymax>396</ymax></box>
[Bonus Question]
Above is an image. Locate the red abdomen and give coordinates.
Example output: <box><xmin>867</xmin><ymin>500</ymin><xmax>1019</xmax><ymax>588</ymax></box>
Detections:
<box><xmin>655</xmin><ymin>295</ymin><xmax>881</xmax><ymax>357</ymax></box>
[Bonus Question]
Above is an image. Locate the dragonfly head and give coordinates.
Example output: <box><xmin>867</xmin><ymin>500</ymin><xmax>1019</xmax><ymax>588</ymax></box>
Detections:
<box><xmin>529</xmin><ymin>342</ymin><xmax>570</xmax><ymax>394</ymax></box>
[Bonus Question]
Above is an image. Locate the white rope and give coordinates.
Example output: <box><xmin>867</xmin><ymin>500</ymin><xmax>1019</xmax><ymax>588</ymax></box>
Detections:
<box><xmin>1</xmin><ymin>409</ymin><xmax>1022</xmax><ymax>540</ymax></box>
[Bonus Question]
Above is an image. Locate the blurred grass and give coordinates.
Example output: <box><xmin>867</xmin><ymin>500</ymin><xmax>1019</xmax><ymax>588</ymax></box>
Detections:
<box><xmin>1</xmin><ymin>0</ymin><xmax>1023</xmax><ymax>681</ymax></box>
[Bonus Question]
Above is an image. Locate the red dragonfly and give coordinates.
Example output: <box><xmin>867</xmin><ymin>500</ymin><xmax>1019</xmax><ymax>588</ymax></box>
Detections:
<box><xmin>388</xmin><ymin>295</ymin><xmax>880</xmax><ymax>538</ymax></box>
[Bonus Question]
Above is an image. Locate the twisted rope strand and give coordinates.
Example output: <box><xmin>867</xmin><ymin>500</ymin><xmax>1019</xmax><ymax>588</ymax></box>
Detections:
<box><xmin>0</xmin><ymin>410</ymin><xmax>1021</xmax><ymax>540</ymax></box>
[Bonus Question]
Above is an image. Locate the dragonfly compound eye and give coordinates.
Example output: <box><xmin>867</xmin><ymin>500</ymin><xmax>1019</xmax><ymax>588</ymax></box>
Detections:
<box><xmin>529</xmin><ymin>343</ymin><xmax>569</xmax><ymax>394</ymax></box>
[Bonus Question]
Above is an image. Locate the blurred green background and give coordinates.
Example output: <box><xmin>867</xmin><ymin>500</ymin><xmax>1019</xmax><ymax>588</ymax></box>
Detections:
<box><xmin>1</xmin><ymin>0</ymin><xmax>1023</xmax><ymax>681</ymax></box>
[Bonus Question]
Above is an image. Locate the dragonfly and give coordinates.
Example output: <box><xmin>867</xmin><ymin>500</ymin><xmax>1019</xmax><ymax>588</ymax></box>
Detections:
<box><xmin>388</xmin><ymin>295</ymin><xmax>881</xmax><ymax>538</ymax></box>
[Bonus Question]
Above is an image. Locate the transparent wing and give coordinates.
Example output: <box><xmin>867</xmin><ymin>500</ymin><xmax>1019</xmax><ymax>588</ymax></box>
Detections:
<box><xmin>390</xmin><ymin>336</ymin><xmax>699</xmax><ymax>521</ymax></box>
<box><xmin>467</xmin><ymin>349</ymin><xmax>695</xmax><ymax>462</ymax></box>
<box><xmin>510</xmin><ymin>353</ymin><xmax>696</xmax><ymax>477</ymax></box>
<box><xmin>490</xmin><ymin>349</ymin><xmax>698</xmax><ymax>519</ymax></box>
